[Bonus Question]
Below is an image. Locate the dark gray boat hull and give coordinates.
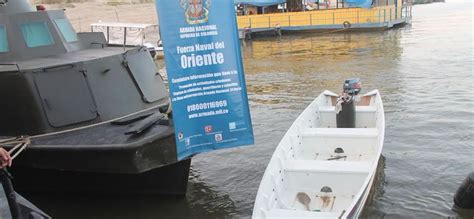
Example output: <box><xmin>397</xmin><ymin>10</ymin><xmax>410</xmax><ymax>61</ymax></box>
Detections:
<box><xmin>10</xmin><ymin>159</ymin><xmax>191</xmax><ymax>195</ymax></box>
<box><xmin>2</xmin><ymin>114</ymin><xmax>191</xmax><ymax>195</ymax></box>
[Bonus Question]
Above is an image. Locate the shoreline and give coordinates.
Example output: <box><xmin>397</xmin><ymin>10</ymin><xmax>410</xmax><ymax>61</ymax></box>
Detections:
<box><xmin>40</xmin><ymin>2</ymin><xmax>158</xmax><ymax>32</ymax></box>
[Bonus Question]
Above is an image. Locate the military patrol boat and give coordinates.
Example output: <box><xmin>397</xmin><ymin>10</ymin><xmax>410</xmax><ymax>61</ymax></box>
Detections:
<box><xmin>0</xmin><ymin>0</ymin><xmax>190</xmax><ymax>195</ymax></box>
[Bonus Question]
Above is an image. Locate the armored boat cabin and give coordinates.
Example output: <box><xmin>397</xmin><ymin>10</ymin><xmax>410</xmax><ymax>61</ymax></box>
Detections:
<box><xmin>0</xmin><ymin>0</ymin><xmax>191</xmax><ymax>195</ymax></box>
<box><xmin>0</xmin><ymin>2</ymin><xmax>168</xmax><ymax>136</ymax></box>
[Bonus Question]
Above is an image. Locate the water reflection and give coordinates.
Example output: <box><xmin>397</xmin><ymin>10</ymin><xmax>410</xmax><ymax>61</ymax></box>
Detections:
<box><xmin>244</xmin><ymin>31</ymin><xmax>403</xmax><ymax>63</ymax></box>
<box><xmin>360</xmin><ymin>156</ymin><xmax>387</xmax><ymax>219</ymax></box>
<box><xmin>27</xmin><ymin>168</ymin><xmax>237</xmax><ymax>219</ymax></box>
<box><xmin>244</xmin><ymin>30</ymin><xmax>404</xmax><ymax>108</ymax></box>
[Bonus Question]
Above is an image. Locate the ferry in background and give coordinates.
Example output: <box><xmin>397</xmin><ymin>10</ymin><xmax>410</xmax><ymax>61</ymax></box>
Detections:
<box><xmin>234</xmin><ymin>0</ymin><xmax>412</xmax><ymax>38</ymax></box>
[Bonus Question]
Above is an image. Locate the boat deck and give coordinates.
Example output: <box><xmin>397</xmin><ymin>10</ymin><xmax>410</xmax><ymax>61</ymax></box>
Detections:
<box><xmin>0</xmin><ymin>109</ymin><xmax>178</xmax><ymax>174</ymax></box>
<box><xmin>0</xmin><ymin>46</ymin><xmax>127</xmax><ymax>72</ymax></box>
<box><xmin>276</xmin><ymin>126</ymin><xmax>376</xmax><ymax>214</ymax></box>
<box><xmin>253</xmin><ymin>91</ymin><xmax>384</xmax><ymax>218</ymax></box>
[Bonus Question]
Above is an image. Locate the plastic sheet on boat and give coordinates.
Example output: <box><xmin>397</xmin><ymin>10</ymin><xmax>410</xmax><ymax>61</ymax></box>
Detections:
<box><xmin>234</xmin><ymin>0</ymin><xmax>286</xmax><ymax>7</ymax></box>
<box><xmin>345</xmin><ymin>0</ymin><xmax>373</xmax><ymax>8</ymax></box>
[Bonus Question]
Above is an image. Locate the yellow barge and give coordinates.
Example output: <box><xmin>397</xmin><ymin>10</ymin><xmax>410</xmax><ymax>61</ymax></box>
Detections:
<box><xmin>236</xmin><ymin>0</ymin><xmax>412</xmax><ymax>37</ymax></box>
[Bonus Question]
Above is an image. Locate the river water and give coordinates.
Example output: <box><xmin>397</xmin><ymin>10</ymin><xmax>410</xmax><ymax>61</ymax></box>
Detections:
<box><xmin>30</xmin><ymin>0</ymin><xmax>472</xmax><ymax>218</ymax></box>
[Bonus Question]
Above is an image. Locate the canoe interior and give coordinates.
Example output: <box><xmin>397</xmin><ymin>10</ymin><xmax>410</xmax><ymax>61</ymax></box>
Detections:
<box><xmin>253</xmin><ymin>90</ymin><xmax>385</xmax><ymax>219</ymax></box>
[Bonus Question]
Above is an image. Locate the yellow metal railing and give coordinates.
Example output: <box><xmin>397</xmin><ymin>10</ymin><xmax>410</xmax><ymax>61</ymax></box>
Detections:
<box><xmin>237</xmin><ymin>1</ymin><xmax>409</xmax><ymax>29</ymax></box>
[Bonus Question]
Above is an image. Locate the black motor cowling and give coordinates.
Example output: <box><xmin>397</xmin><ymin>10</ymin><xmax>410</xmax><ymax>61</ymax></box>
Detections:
<box><xmin>343</xmin><ymin>78</ymin><xmax>362</xmax><ymax>95</ymax></box>
<box><xmin>336</xmin><ymin>78</ymin><xmax>361</xmax><ymax>128</ymax></box>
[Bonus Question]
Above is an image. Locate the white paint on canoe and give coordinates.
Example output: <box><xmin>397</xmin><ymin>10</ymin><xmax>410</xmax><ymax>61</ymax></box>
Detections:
<box><xmin>252</xmin><ymin>90</ymin><xmax>385</xmax><ymax>219</ymax></box>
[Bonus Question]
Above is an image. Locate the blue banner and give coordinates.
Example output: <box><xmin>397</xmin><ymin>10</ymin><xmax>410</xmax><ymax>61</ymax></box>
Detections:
<box><xmin>234</xmin><ymin>0</ymin><xmax>286</xmax><ymax>7</ymax></box>
<box><xmin>155</xmin><ymin>0</ymin><xmax>254</xmax><ymax>161</ymax></box>
<box><xmin>345</xmin><ymin>0</ymin><xmax>373</xmax><ymax>8</ymax></box>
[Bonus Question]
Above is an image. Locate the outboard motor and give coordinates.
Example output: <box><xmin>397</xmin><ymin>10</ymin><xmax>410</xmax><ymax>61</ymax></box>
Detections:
<box><xmin>336</xmin><ymin>78</ymin><xmax>361</xmax><ymax>128</ymax></box>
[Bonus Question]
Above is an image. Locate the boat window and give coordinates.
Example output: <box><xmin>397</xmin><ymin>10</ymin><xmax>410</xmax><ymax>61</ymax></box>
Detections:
<box><xmin>34</xmin><ymin>63</ymin><xmax>98</xmax><ymax>127</ymax></box>
<box><xmin>20</xmin><ymin>21</ymin><xmax>54</xmax><ymax>48</ymax></box>
<box><xmin>0</xmin><ymin>25</ymin><xmax>8</xmax><ymax>53</ymax></box>
<box><xmin>124</xmin><ymin>50</ymin><xmax>168</xmax><ymax>103</ymax></box>
<box><xmin>54</xmin><ymin>18</ymin><xmax>78</xmax><ymax>42</ymax></box>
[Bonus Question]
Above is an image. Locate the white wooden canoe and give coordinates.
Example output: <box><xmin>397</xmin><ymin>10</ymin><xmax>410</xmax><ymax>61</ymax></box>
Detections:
<box><xmin>252</xmin><ymin>90</ymin><xmax>385</xmax><ymax>219</ymax></box>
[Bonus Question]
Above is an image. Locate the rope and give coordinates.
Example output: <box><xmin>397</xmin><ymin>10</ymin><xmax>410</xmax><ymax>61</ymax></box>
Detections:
<box><xmin>0</xmin><ymin>136</ymin><xmax>30</xmax><ymax>161</ymax></box>
<box><xmin>0</xmin><ymin>102</ymin><xmax>169</xmax><ymax>159</ymax></box>
<box><xmin>317</xmin><ymin>27</ymin><xmax>351</xmax><ymax>35</ymax></box>
<box><xmin>309</xmin><ymin>22</ymin><xmax>353</xmax><ymax>36</ymax></box>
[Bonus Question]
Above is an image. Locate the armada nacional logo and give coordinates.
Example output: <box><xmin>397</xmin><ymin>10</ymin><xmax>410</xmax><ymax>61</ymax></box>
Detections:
<box><xmin>180</xmin><ymin>0</ymin><xmax>211</xmax><ymax>25</ymax></box>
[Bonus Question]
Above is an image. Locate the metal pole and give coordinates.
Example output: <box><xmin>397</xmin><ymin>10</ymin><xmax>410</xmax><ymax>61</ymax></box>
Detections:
<box><xmin>378</xmin><ymin>9</ymin><xmax>381</xmax><ymax>23</ymax></box>
<box><xmin>395</xmin><ymin>0</ymin><xmax>398</xmax><ymax>19</ymax></box>
<box><xmin>79</xmin><ymin>17</ymin><xmax>82</xmax><ymax>32</ymax></box>
<box><xmin>141</xmin><ymin>28</ymin><xmax>144</xmax><ymax>45</ymax></box>
<box><xmin>123</xmin><ymin>27</ymin><xmax>127</xmax><ymax>50</ymax></box>
<box><xmin>106</xmin><ymin>26</ymin><xmax>110</xmax><ymax>44</ymax></box>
